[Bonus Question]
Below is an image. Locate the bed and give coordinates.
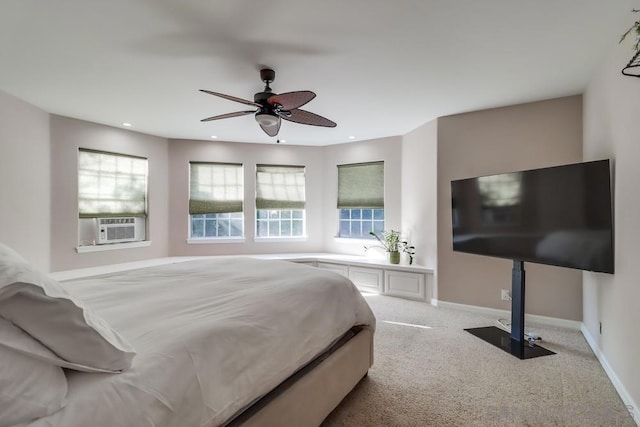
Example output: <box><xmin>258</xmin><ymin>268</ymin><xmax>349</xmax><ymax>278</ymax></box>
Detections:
<box><xmin>0</xmin><ymin>244</ymin><xmax>375</xmax><ymax>427</ymax></box>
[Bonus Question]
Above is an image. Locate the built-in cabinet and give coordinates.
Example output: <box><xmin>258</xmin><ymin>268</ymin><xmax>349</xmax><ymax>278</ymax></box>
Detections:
<box><xmin>299</xmin><ymin>257</ymin><xmax>433</xmax><ymax>302</ymax></box>
<box><xmin>348</xmin><ymin>266</ymin><xmax>384</xmax><ymax>294</ymax></box>
<box><xmin>385</xmin><ymin>270</ymin><xmax>426</xmax><ymax>300</ymax></box>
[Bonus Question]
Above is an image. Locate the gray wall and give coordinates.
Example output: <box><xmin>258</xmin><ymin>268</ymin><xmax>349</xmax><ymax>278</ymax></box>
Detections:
<box><xmin>49</xmin><ymin>115</ymin><xmax>170</xmax><ymax>271</ymax></box>
<box><xmin>583</xmin><ymin>40</ymin><xmax>640</xmax><ymax>415</ymax></box>
<box><xmin>436</xmin><ymin>96</ymin><xmax>584</xmax><ymax>320</ymax></box>
<box><xmin>0</xmin><ymin>91</ymin><xmax>51</xmax><ymax>271</ymax></box>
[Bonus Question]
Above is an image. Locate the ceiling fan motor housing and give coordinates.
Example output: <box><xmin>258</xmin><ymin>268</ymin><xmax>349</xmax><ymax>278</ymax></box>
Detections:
<box><xmin>254</xmin><ymin>91</ymin><xmax>273</xmax><ymax>105</ymax></box>
<box><xmin>254</xmin><ymin>89</ymin><xmax>279</xmax><ymax>126</ymax></box>
<box><xmin>260</xmin><ymin>68</ymin><xmax>276</xmax><ymax>84</ymax></box>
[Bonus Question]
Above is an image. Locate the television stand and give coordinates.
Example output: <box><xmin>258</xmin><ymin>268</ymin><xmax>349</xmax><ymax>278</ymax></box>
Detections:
<box><xmin>465</xmin><ymin>260</ymin><xmax>555</xmax><ymax>359</ymax></box>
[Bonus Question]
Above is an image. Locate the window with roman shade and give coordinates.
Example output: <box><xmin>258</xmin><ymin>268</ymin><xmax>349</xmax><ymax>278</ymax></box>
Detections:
<box><xmin>189</xmin><ymin>162</ymin><xmax>243</xmax><ymax>214</ymax></box>
<box><xmin>255</xmin><ymin>165</ymin><xmax>306</xmax><ymax>238</ymax></box>
<box><xmin>256</xmin><ymin>165</ymin><xmax>305</xmax><ymax>210</ymax></box>
<box><xmin>337</xmin><ymin>161</ymin><xmax>384</xmax><ymax>209</ymax></box>
<box><xmin>337</xmin><ymin>161</ymin><xmax>384</xmax><ymax>238</ymax></box>
<box><xmin>189</xmin><ymin>162</ymin><xmax>244</xmax><ymax>239</ymax></box>
<box><xmin>78</xmin><ymin>149</ymin><xmax>148</xmax><ymax>218</ymax></box>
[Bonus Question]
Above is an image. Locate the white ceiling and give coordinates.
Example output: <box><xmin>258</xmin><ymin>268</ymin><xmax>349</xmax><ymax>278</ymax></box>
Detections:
<box><xmin>0</xmin><ymin>1</ymin><xmax>636</xmax><ymax>146</ymax></box>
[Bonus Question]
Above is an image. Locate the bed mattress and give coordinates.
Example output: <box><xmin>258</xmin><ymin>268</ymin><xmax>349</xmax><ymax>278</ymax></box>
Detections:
<box><xmin>23</xmin><ymin>257</ymin><xmax>375</xmax><ymax>427</ymax></box>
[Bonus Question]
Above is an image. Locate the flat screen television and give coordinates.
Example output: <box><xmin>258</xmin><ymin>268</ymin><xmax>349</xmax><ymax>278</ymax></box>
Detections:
<box><xmin>451</xmin><ymin>159</ymin><xmax>614</xmax><ymax>274</ymax></box>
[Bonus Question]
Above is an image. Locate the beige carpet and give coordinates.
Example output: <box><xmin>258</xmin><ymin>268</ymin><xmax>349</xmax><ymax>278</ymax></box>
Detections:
<box><xmin>322</xmin><ymin>294</ymin><xmax>635</xmax><ymax>427</ymax></box>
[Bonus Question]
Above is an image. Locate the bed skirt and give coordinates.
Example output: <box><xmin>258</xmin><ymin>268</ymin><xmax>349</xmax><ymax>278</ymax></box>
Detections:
<box><xmin>224</xmin><ymin>326</ymin><xmax>374</xmax><ymax>427</ymax></box>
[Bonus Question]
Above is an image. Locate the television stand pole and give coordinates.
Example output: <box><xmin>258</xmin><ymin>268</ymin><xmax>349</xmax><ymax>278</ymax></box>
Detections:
<box><xmin>511</xmin><ymin>260</ymin><xmax>525</xmax><ymax>342</ymax></box>
<box><xmin>464</xmin><ymin>259</ymin><xmax>555</xmax><ymax>359</ymax></box>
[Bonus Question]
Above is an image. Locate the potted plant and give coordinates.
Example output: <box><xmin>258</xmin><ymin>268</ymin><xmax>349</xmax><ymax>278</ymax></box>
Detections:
<box><xmin>620</xmin><ymin>9</ymin><xmax>640</xmax><ymax>77</ymax></box>
<box><xmin>620</xmin><ymin>9</ymin><xmax>640</xmax><ymax>52</ymax></box>
<box><xmin>366</xmin><ymin>230</ymin><xmax>415</xmax><ymax>265</ymax></box>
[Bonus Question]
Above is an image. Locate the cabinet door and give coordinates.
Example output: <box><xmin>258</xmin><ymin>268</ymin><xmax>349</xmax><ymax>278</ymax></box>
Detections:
<box><xmin>316</xmin><ymin>262</ymin><xmax>349</xmax><ymax>278</ymax></box>
<box><xmin>385</xmin><ymin>270</ymin><xmax>426</xmax><ymax>300</ymax></box>
<box><xmin>349</xmin><ymin>266</ymin><xmax>384</xmax><ymax>293</ymax></box>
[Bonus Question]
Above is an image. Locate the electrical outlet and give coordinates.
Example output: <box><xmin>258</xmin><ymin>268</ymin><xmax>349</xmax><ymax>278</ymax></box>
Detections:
<box><xmin>501</xmin><ymin>289</ymin><xmax>510</xmax><ymax>301</ymax></box>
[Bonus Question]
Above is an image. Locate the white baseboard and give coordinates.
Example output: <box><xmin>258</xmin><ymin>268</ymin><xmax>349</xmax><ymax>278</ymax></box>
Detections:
<box><xmin>433</xmin><ymin>300</ymin><xmax>582</xmax><ymax>330</ymax></box>
<box><xmin>581</xmin><ymin>325</ymin><xmax>639</xmax><ymax>425</ymax></box>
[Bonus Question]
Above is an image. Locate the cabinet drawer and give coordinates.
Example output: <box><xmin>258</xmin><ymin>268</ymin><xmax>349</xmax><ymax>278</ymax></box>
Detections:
<box><xmin>349</xmin><ymin>266</ymin><xmax>383</xmax><ymax>293</ymax></box>
<box><xmin>385</xmin><ymin>270</ymin><xmax>426</xmax><ymax>300</ymax></box>
<box><xmin>316</xmin><ymin>262</ymin><xmax>349</xmax><ymax>278</ymax></box>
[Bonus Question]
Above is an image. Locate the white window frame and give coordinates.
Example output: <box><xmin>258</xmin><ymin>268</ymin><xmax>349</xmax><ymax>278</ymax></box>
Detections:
<box><xmin>336</xmin><ymin>161</ymin><xmax>385</xmax><ymax>239</ymax></box>
<box><xmin>189</xmin><ymin>212</ymin><xmax>244</xmax><ymax>240</ymax></box>
<box><xmin>188</xmin><ymin>162</ymin><xmax>245</xmax><ymax>242</ymax></box>
<box><xmin>338</xmin><ymin>208</ymin><xmax>384</xmax><ymax>239</ymax></box>
<box><xmin>255</xmin><ymin>208</ymin><xmax>306</xmax><ymax>239</ymax></box>
<box><xmin>255</xmin><ymin>165</ymin><xmax>306</xmax><ymax>240</ymax></box>
<box><xmin>77</xmin><ymin>149</ymin><xmax>149</xmax><ymax>249</ymax></box>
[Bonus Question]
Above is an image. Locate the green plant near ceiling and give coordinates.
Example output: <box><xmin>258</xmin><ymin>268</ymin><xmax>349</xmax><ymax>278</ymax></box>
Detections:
<box><xmin>620</xmin><ymin>9</ymin><xmax>640</xmax><ymax>77</ymax></box>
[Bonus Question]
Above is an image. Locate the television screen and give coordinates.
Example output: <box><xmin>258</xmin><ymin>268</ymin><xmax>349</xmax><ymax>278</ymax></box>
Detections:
<box><xmin>451</xmin><ymin>159</ymin><xmax>614</xmax><ymax>273</ymax></box>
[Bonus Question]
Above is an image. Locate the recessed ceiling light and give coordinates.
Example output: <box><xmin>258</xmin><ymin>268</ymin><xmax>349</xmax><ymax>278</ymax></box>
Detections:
<box><xmin>279</xmin><ymin>139</ymin><xmax>286</xmax><ymax>143</ymax></box>
<box><xmin>348</xmin><ymin>136</ymin><xmax>355</xmax><ymax>139</ymax></box>
<box><xmin>211</xmin><ymin>135</ymin><xmax>217</xmax><ymax>139</ymax></box>
<box><xmin>122</xmin><ymin>122</ymin><xmax>132</xmax><ymax>127</ymax></box>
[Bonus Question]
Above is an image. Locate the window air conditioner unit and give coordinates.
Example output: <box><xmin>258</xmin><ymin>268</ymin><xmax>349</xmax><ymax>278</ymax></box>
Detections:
<box><xmin>97</xmin><ymin>217</ymin><xmax>139</xmax><ymax>244</ymax></box>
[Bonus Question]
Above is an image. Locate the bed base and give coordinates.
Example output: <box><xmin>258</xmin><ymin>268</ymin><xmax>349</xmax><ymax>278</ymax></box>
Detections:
<box><xmin>224</xmin><ymin>326</ymin><xmax>374</xmax><ymax>427</ymax></box>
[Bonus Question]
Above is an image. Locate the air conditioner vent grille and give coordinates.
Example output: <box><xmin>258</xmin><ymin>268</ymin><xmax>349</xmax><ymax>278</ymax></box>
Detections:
<box><xmin>97</xmin><ymin>217</ymin><xmax>140</xmax><ymax>244</ymax></box>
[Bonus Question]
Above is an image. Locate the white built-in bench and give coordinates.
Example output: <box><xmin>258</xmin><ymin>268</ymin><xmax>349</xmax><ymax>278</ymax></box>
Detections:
<box><xmin>50</xmin><ymin>253</ymin><xmax>435</xmax><ymax>303</ymax></box>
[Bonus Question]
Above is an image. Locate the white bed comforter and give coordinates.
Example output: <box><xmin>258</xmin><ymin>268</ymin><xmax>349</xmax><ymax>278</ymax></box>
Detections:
<box><xmin>25</xmin><ymin>258</ymin><xmax>375</xmax><ymax>427</ymax></box>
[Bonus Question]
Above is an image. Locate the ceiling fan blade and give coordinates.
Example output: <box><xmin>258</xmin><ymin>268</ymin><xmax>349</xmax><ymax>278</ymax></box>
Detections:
<box><xmin>260</xmin><ymin>118</ymin><xmax>281</xmax><ymax>137</ymax></box>
<box><xmin>200</xmin><ymin>110</ymin><xmax>256</xmax><ymax>122</ymax></box>
<box><xmin>200</xmin><ymin>90</ymin><xmax>261</xmax><ymax>107</ymax></box>
<box><xmin>268</xmin><ymin>91</ymin><xmax>316</xmax><ymax>110</ymax></box>
<box><xmin>280</xmin><ymin>109</ymin><xmax>337</xmax><ymax>128</ymax></box>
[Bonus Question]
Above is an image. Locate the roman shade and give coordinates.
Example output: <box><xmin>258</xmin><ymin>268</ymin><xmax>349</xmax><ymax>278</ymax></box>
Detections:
<box><xmin>256</xmin><ymin>165</ymin><xmax>306</xmax><ymax>210</ymax></box>
<box><xmin>189</xmin><ymin>162</ymin><xmax>243</xmax><ymax>214</ymax></box>
<box><xmin>78</xmin><ymin>149</ymin><xmax>148</xmax><ymax>218</ymax></box>
<box><xmin>337</xmin><ymin>161</ymin><xmax>384</xmax><ymax>208</ymax></box>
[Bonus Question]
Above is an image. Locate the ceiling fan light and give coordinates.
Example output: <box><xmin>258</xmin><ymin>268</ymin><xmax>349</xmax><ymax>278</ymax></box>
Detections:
<box><xmin>255</xmin><ymin>112</ymin><xmax>279</xmax><ymax>127</ymax></box>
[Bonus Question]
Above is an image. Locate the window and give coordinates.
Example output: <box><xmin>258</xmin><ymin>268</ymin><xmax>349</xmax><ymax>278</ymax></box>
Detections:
<box><xmin>255</xmin><ymin>165</ymin><xmax>306</xmax><ymax>238</ymax></box>
<box><xmin>189</xmin><ymin>162</ymin><xmax>244</xmax><ymax>239</ymax></box>
<box><xmin>339</xmin><ymin>208</ymin><xmax>384</xmax><ymax>238</ymax></box>
<box><xmin>78</xmin><ymin>149</ymin><xmax>148</xmax><ymax>218</ymax></box>
<box><xmin>337</xmin><ymin>161</ymin><xmax>384</xmax><ymax>238</ymax></box>
<box><xmin>190</xmin><ymin>212</ymin><xmax>243</xmax><ymax>238</ymax></box>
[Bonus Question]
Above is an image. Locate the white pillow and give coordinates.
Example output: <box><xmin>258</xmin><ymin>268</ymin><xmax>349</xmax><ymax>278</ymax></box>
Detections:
<box><xmin>0</xmin><ymin>319</ymin><xmax>68</xmax><ymax>426</ymax></box>
<box><xmin>0</xmin><ymin>315</ymin><xmax>121</xmax><ymax>374</ymax></box>
<box><xmin>0</xmin><ymin>243</ymin><xmax>135</xmax><ymax>372</ymax></box>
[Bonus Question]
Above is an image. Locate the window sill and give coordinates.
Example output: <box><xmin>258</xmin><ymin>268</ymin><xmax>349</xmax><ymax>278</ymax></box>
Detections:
<box><xmin>333</xmin><ymin>237</ymin><xmax>376</xmax><ymax>244</ymax></box>
<box><xmin>254</xmin><ymin>236</ymin><xmax>308</xmax><ymax>243</ymax></box>
<box><xmin>187</xmin><ymin>238</ymin><xmax>246</xmax><ymax>244</ymax></box>
<box><xmin>76</xmin><ymin>241</ymin><xmax>151</xmax><ymax>253</ymax></box>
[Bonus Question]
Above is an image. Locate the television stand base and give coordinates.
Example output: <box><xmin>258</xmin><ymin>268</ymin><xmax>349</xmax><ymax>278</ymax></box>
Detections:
<box><xmin>464</xmin><ymin>326</ymin><xmax>555</xmax><ymax>359</ymax></box>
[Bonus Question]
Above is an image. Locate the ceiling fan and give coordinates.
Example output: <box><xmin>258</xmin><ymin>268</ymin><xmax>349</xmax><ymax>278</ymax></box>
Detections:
<box><xmin>200</xmin><ymin>68</ymin><xmax>337</xmax><ymax>137</ymax></box>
